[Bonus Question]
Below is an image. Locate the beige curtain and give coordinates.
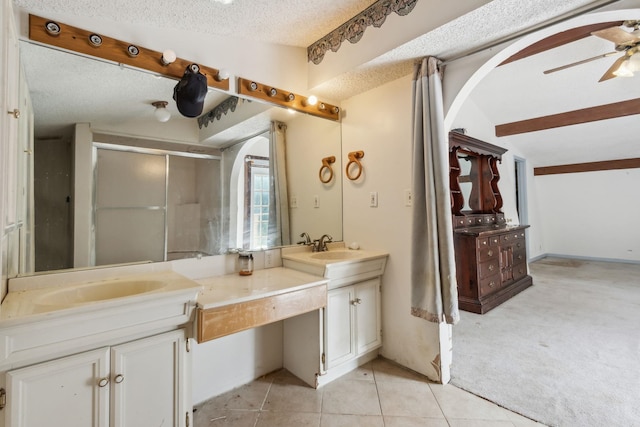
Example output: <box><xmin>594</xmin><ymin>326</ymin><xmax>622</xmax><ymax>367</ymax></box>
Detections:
<box><xmin>268</xmin><ymin>121</ymin><xmax>291</xmax><ymax>247</ymax></box>
<box><xmin>410</xmin><ymin>57</ymin><xmax>459</xmax><ymax>325</ymax></box>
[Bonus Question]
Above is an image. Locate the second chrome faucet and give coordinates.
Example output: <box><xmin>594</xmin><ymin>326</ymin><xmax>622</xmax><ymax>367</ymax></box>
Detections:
<box><xmin>298</xmin><ymin>232</ymin><xmax>333</xmax><ymax>252</ymax></box>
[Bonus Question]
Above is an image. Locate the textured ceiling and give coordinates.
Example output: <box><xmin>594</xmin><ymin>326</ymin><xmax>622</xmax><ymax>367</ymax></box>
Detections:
<box><xmin>13</xmin><ymin>0</ymin><xmax>378</xmax><ymax>47</ymax></box>
<box><xmin>15</xmin><ymin>0</ymin><xmax>607</xmax><ymax>101</ymax></box>
<box><xmin>15</xmin><ymin>0</ymin><xmax>640</xmax><ymax>165</ymax></box>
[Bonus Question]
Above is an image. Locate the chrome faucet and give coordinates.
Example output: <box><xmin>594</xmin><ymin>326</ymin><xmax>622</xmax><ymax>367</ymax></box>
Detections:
<box><xmin>313</xmin><ymin>234</ymin><xmax>333</xmax><ymax>252</ymax></box>
<box><xmin>297</xmin><ymin>232</ymin><xmax>312</xmax><ymax>246</ymax></box>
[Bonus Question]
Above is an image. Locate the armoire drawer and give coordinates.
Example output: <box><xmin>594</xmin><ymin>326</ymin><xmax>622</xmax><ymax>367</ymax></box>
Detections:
<box><xmin>479</xmin><ymin>274</ymin><xmax>501</xmax><ymax>296</ymax></box>
<box><xmin>478</xmin><ymin>246</ymin><xmax>499</xmax><ymax>263</ymax></box>
<box><xmin>479</xmin><ymin>259</ymin><xmax>499</xmax><ymax>279</ymax></box>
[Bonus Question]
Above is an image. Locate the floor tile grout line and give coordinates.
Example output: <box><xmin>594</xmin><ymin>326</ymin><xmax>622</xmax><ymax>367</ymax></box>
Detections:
<box><xmin>371</xmin><ymin>365</ymin><xmax>387</xmax><ymax>426</ymax></box>
<box><xmin>427</xmin><ymin>383</ymin><xmax>454</xmax><ymax>426</ymax></box>
<box><xmin>253</xmin><ymin>374</ymin><xmax>276</xmax><ymax>427</ymax></box>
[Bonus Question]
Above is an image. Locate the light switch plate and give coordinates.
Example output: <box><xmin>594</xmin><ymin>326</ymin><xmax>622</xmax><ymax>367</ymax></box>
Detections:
<box><xmin>370</xmin><ymin>191</ymin><xmax>378</xmax><ymax>207</ymax></box>
<box><xmin>404</xmin><ymin>189</ymin><xmax>413</xmax><ymax>207</ymax></box>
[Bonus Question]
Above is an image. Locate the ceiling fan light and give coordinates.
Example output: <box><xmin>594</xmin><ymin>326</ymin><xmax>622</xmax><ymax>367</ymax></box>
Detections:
<box><xmin>613</xmin><ymin>58</ymin><xmax>634</xmax><ymax>77</ymax></box>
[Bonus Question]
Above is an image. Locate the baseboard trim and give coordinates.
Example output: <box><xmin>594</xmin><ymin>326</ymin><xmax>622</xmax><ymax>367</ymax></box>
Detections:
<box><xmin>532</xmin><ymin>253</ymin><xmax>640</xmax><ymax>265</ymax></box>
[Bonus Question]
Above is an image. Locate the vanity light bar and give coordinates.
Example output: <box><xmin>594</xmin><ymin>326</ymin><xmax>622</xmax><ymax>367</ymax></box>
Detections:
<box><xmin>237</xmin><ymin>78</ymin><xmax>340</xmax><ymax>121</ymax></box>
<box><xmin>28</xmin><ymin>14</ymin><xmax>230</xmax><ymax>91</ymax></box>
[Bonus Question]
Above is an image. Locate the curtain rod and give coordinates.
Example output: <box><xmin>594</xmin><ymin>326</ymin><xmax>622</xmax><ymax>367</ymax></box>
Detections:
<box><xmin>441</xmin><ymin>0</ymin><xmax>623</xmax><ymax>66</ymax></box>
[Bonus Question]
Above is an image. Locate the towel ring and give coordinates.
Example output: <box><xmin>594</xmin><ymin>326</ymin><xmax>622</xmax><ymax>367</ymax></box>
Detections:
<box><xmin>346</xmin><ymin>151</ymin><xmax>364</xmax><ymax>181</ymax></box>
<box><xmin>319</xmin><ymin>156</ymin><xmax>336</xmax><ymax>183</ymax></box>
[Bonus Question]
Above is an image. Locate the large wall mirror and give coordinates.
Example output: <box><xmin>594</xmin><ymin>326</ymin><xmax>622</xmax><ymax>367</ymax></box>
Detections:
<box><xmin>20</xmin><ymin>40</ymin><xmax>343</xmax><ymax>273</ymax></box>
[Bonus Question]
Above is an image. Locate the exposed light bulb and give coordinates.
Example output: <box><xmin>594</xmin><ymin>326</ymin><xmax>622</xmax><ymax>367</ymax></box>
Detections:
<box><xmin>152</xmin><ymin>101</ymin><xmax>171</xmax><ymax>122</ymax></box>
<box><xmin>161</xmin><ymin>49</ymin><xmax>177</xmax><ymax>65</ymax></box>
<box><xmin>306</xmin><ymin>95</ymin><xmax>318</xmax><ymax>106</ymax></box>
<box><xmin>216</xmin><ymin>68</ymin><xmax>230</xmax><ymax>81</ymax></box>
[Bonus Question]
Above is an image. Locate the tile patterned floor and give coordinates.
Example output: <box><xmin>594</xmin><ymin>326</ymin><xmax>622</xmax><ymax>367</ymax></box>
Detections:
<box><xmin>193</xmin><ymin>357</ymin><xmax>546</xmax><ymax>426</ymax></box>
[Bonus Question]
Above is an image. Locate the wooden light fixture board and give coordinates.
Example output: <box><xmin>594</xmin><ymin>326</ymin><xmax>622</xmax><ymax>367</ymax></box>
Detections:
<box><xmin>237</xmin><ymin>78</ymin><xmax>340</xmax><ymax>121</ymax></box>
<box><xmin>28</xmin><ymin>14</ymin><xmax>229</xmax><ymax>91</ymax></box>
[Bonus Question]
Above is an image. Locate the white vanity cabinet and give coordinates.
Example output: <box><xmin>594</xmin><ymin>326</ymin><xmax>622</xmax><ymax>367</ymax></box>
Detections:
<box><xmin>2</xmin><ymin>329</ymin><xmax>190</xmax><ymax>427</ymax></box>
<box><xmin>325</xmin><ymin>278</ymin><xmax>381</xmax><ymax>369</ymax></box>
<box><xmin>281</xmin><ymin>247</ymin><xmax>388</xmax><ymax>387</ymax></box>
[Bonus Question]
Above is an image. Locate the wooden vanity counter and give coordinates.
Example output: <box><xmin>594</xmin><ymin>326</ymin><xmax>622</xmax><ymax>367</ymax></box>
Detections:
<box><xmin>196</xmin><ymin>267</ymin><xmax>328</xmax><ymax>342</ymax></box>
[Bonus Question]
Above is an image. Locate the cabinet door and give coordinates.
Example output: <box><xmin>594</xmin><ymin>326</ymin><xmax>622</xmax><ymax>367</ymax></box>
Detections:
<box><xmin>110</xmin><ymin>330</ymin><xmax>187</xmax><ymax>427</ymax></box>
<box><xmin>5</xmin><ymin>347</ymin><xmax>110</xmax><ymax>427</ymax></box>
<box><xmin>355</xmin><ymin>278</ymin><xmax>382</xmax><ymax>355</ymax></box>
<box><xmin>325</xmin><ymin>286</ymin><xmax>356</xmax><ymax>369</ymax></box>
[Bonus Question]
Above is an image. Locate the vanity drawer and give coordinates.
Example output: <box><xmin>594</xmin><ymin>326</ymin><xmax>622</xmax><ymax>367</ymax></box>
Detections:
<box><xmin>197</xmin><ymin>285</ymin><xmax>326</xmax><ymax>342</ymax></box>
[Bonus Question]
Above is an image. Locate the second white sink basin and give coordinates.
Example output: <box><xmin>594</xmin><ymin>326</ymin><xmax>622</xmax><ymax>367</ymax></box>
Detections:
<box><xmin>35</xmin><ymin>279</ymin><xmax>168</xmax><ymax>308</ymax></box>
<box><xmin>310</xmin><ymin>251</ymin><xmax>361</xmax><ymax>260</ymax></box>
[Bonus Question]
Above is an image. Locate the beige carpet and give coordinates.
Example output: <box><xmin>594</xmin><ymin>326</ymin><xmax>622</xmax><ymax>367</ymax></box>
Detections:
<box><xmin>450</xmin><ymin>257</ymin><xmax>640</xmax><ymax>427</ymax></box>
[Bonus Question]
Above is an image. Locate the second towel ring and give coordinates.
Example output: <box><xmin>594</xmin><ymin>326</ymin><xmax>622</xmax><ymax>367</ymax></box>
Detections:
<box><xmin>346</xmin><ymin>150</ymin><xmax>364</xmax><ymax>181</ymax></box>
<box><xmin>319</xmin><ymin>156</ymin><xmax>336</xmax><ymax>183</ymax></box>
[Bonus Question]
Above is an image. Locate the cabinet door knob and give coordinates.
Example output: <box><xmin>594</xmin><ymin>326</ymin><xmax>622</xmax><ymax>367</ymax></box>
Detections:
<box><xmin>488</xmin><ymin>264</ymin><xmax>495</xmax><ymax>271</ymax></box>
<box><xmin>351</xmin><ymin>298</ymin><xmax>362</xmax><ymax>305</ymax></box>
<box><xmin>114</xmin><ymin>374</ymin><xmax>125</xmax><ymax>384</ymax></box>
<box><xmin>98</xmin><ymin>378</ymin><xmax>109</xmax><ymax>388</ymax></box>
<box><xmin>7</xmin><ymin>109</ymin><xmax>20</xmax><ymax>119</ymax></box>
<box><xmin>487</xmin><ymin>250</ymin><xmax>494</xmax><ymax>257</ymax></box>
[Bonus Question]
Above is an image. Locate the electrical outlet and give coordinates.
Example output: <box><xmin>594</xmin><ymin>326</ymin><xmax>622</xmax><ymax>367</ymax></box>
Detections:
<box><xmin>370</xmin><ymin>191</ymin><xmax>378</xmax><ymax>207</ymax></box>
<box><xmin>404</xmin><ymin>189</ymin><xmax>413</xmax><ymax>207</ymax></box>
<box><xmin>264</xmin><ymin>249</ymin><xmax>279</xmax><ymax>268</ymax></box>
<box><xmin>314</xmin><ymin>195</ymin><xmax>320</xmax><ymax>208</ymax></box>
<box><xmin>290</xmin><ymin>196</ymin><xmax>298</xmax><ymax>208</ymax></box>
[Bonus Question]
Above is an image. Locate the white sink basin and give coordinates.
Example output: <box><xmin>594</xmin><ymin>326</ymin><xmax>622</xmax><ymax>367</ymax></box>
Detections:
<box><xmin>281</xmin><ymin>246</ymin><xmax>389</xmax><ymax>286</ymax></box>
<box><xmin>310</xmin><ymin>251</ymin><xmax>361</xmax><ymax>260</ymax></box>
<box><xmin>35</xmin><ymin>279</ymin><xmax>168</xmax><ymax>307</ymax></box>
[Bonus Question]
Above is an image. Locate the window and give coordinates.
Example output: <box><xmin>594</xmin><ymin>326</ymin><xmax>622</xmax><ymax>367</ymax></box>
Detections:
<box><xmin>243</xmin><ymin>156</ymin><xmax>269</xmax><ymax>249</ymax></box>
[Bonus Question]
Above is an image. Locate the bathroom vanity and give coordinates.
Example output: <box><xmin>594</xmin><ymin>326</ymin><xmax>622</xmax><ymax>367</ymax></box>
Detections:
<box><xmin>0</xmin><ymin>245</ymin><xmax>387</xmax><ymax>426</ymax></box>
<box><xmin>0</xmin><ymin>269</ymin><xmax>201</xmax><ymax>427</ymax></box>
<box><xmin>281</xmin><ymin>244</ymin><xmax>388</xmax><ymax>387</ymax></box>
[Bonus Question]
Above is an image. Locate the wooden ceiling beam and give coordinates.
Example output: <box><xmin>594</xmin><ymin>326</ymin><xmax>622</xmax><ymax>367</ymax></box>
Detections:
<box><xmin>495</xmin><ymin>98</ymin><xmax>640</xmax><ymax>137</ymax></box>
<box><xmin>534</xmin><ymin>158</ymin><xmax>640</xmax><ymax>175</ymax></box>
<box><xmin>499</xmin><ymin>21</ymin><xmax>623</xmax><ymax>66</ymax></box>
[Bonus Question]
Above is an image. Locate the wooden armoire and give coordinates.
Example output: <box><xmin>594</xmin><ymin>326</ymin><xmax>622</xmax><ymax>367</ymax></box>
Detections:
<box><xmin>449</xmin><ymin>131</ymin><xmax>532</xmax><ymax>314</ymax></box>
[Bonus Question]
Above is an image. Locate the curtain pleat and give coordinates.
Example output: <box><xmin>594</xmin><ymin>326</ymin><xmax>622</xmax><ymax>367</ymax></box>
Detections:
<box><xmin>268</xmin><ymin>121</ymin><xmax>291</xmax><ymax>247</ymax></box>
<box><xmin>410</xmin><ymin>57</ymin><xmax>459</xmax><ymax>325</ymax></box>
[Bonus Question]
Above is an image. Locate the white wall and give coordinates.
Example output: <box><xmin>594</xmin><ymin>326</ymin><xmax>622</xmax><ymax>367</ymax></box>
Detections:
<box><xmin>341</xmin><ymin>75</ymin><xmax>442</xmax><ymax>381</ymax></box>
<box><xmin>535</xmin><ymin>169</ymin><xmax>640</xmax><ymax>262</ymax></box>
<box><xmin>192</xmin><ymin>323</ymin><xmax>283</xmax><ymax>404</ymax></box>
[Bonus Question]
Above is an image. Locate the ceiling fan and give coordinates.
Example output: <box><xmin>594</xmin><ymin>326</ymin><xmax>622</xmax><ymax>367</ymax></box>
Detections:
<box><xmin>544</xmin><ymin>20</ymin><xmax>640</xmax><ymax>81</ymax></box>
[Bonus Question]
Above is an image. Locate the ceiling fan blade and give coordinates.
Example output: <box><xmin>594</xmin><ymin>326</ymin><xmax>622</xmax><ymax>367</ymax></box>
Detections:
<box><xmin>598</xmin><ymin>55</ymin><xmax>628</xmax><ymax>82</ymax></box>
<box><xmin>543</xmin><ymin>52</ymin><xmax>617</xmax><ymax>74</ymax></box>
<box><xmin>591</xmin><ymin>27</ymin><xmax>640</xmax><ymax>46</ymax></box>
